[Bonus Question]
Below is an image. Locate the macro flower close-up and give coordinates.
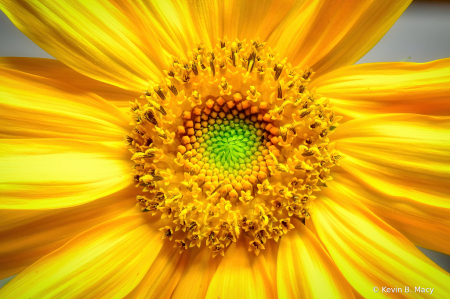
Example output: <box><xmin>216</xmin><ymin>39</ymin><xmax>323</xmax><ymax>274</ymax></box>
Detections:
<box><xmin>1</xmin><ymin>0</ymin><xmax>450</xmax><ymax>298</ymax></box>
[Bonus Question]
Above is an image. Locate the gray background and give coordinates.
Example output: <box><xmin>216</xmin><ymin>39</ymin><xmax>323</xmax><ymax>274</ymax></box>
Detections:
<box><xmin>1</xmin><ymin>0</ymin><xmax>450</xmax><ymax>289</ymax></box>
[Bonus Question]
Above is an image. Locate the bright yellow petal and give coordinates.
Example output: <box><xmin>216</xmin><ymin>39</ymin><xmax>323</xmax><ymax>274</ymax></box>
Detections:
<box><xmin>0</xmin><ymin>139</ymin><xmax>131</xmax><ymax>209</ymax></box>
<box><xmin>133</xmin><ymin>1</ymin><xmax>212</xmax><ymax>56</ymax></box>
<box><xmin>125</xmin><ymin>241</ymin><xmax>188</xmax><ymax>299</ymax></box>
<box><xmin>351</xmin><ymin>287</ymin><xmax>366</xmax><ymax>299</ymax></box>
<box><xmin>0</xmin><ymin>57</ymin><xmax>139</xmax><ymax>109</ymax></box>
<box><xmin>312</xmin><ymin>58</ymin><xmax>450</xmax><ymax>120</ymax></box>
<box><xmin>0</xmin><ymin>67</ymin><xmax>128</xmax><ymax>140</ymax></box>
<box><xmin>220</xmin><ymin>0</ymin><xmax>294</xmax><ymax>43</ymax></box>
<box><xmin>0</xmin><ymin>0</ymin><xmax>167</xmax><ymax>91</ymax></box>
<box><xmin>268</xmin><ymin>0</ymin><xmax>411</xmax><ymax>74</ymax></box>
<box><xmin>277</xmin><ymin>218</ymin><xmax>354</xmax><ymax>299</ymax></box>
<box><xmin>312</xmin><ymin>198</ymin><xmax>450</xmax><ymax>298</ymax></box>
<box><xmin>261</xmin><ymin>237</ymin><xmax>279</xmax><ymax>298</ymax></box>
<box><xmin>0</xmin><ymin>214</ymin><xmax>165</xmax><ymax>299</ymax></box>
<box><xmin>334</xmin><ymin>114</ymin><xmax>450</xmax><ymax>209</ymax></box>
<box><xmin>171</xmin><ymin>247</ymin><xmax>222</xmax><ymax>299</ymax></box>
<box><xmin>326</xmin><ymin>172</ymin><xmax>450</xmax><ymax>256</ymax></box>
<box><xmin>205</xmin><ymin>238</ymin><xmax>273</xmax><ymax>299</ymax></box>
<box><xmin>176</xmin><ymin>0</ymin><xmax>220</xmax><ymax>50</ymax></box>
<box><xmin>135</xmin><ymin>0</ymin><xmax>294</xmax><ymax>55</ymax></box>
<box><xmin>0</xmin><ymin>187</ymin><xmax>138</xmax><ymax>279</ymax></box>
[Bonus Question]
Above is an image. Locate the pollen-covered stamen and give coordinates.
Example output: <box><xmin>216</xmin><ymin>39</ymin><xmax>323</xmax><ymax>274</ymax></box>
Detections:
<box><xmin>273</xmin><ymin>64</ymin><xmax>284</xmax><ymax>81</ymax></box>
<box><xmin>247</xmin><ymin>51</ymin><xmax>257</xmax><ymax>73</ymax></box>
<box><xmin>249</xmin><ymin>240</ymin><xmax>265</xmax><ymax>256</ymax></box>
<box><xmin>277</xmin><ymin>83</ymin><xmax>283</xmax><ymax>99</ymax></box>
<box><xmin>127</xmin><ymin>37</ymin><xmax>343</xmax><ymax>257</ymax></box>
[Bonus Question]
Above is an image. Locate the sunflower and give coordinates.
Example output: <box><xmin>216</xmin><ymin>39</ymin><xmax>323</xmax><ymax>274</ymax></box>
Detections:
<box><xmin>1</xmin><ymin>0</ymin><xmax>450</xmax><ymax>298</ymax></box>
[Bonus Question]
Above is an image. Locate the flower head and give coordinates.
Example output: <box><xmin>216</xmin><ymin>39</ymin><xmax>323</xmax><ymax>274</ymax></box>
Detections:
<box><xmin>1</xmin><ymin>0</ymin><xmax>450</xmax><ymax>299</ymax></box>
<box><xmin>128</xmin><ymin>38</ymin><xmax>345</xmax><ymax>258</ymax></box>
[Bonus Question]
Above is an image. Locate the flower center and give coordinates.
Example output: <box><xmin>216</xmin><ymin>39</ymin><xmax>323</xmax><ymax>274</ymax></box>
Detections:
<box><xmin>127</xmin><ymin>38</ymin><xmax>342</xmax><ymax>257</ymax></box>
<box><xmin>198</xmin><ymin>117</ymin><xmax>262</xmax><ymax>174</ymax></box>
<box><xmin>176</xmin><ymin>97</ymin><xmax>275</xmax><ymax>202</ymax></box>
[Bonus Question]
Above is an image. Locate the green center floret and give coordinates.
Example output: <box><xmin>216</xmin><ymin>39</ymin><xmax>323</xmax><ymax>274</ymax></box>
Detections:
<box><xmin>200</xmin><ymin>117</ymin><xmax>265</xmax><ymax>174</ymax></box>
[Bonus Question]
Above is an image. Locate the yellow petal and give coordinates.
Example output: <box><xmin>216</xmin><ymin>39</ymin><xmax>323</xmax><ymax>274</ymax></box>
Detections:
<box><xmin>133</xmin><ymin>1</ymin><xmax>212</xmax><ymax>56</ymax></box>
<box><xmin>0</xmin><ymin>139</ymin><xmax>131</xmax><ymax>209</ymax></box>
<box><xmin>0</xmin><ymin>214</ymin><xmax>165</xmax><ymax>299</ymax></box>
<box><xmin>220</xmin><ymin>0</ymin><xmax>294</xmax><ymax>43</ymax></box>
<box><xmin>0</xmin><ymin>67</ymin><xmax>128</xmax><ymax>140</ymax></box>
<box><xmin>312</xmin><ymin>58</ymin><xmax>450</xmax><ymax>120</ymax></box>
<box><xmin>126</xmin><ymin>241</ymin><xmax>189</xmax><ymax>299</ymax></box>
<box><xmin>326</xmin><ymin>172</ymin><xmax>450</xmax><ymax>256</ymax></box>
<box><xmin>171</xmin><ymin>247</ymin><xmax>222</xmax><ymax>299</ymax></box>
<box><xmin>334</xmin><ymin>114</ymin><xmax>450</xmax><ymax>209</ymax></box>
<box><xmin>268</xmin><ymin>0</ymin><xmax>411</xmax><ymax>74</ymax></box>
<box><xmin>0</xmin><ymin>57</ymin><xmax>139</xmax><ymax>109</ymax></box>
<box><xmin>351</xmin><ymin>287</ymin><xmax>366</xmax><ymax>299</ymax></box>
<box><xmin>0</xmin><ymin>0</ymin><xmax>167</xmax><ymax>91</ymax></box>
<box><xmin>312</xmin><ymin>198</ymin><xmax>450</xmax><ymax>298</ymax></box>
<box><xmin>277</xmin><ymin>218</ymin><xmax>354</xmax><ymax>299</ymax></box>
<box><xmin>261</xmin><ymin>237</ymin><xmax>279</xmax><ymax>298</ymax></box>
<box><xmin>205</xmin><ymin>238</ymin><xmax>273</xmax><ymax>299</ymax></box>
<box><xmin>0</xmin><ymin>187</ymin><xmax>138</xmax><ymax>279</ymax></box>
<box><xmin>175</xmin><ymin>0</ymin><xmax>220</xmax><ymax>50</ymax></box>
<box><xmin>135</xmin><ymin>0</ymin><xmax>294</xmax><ymax>56</ymax></box>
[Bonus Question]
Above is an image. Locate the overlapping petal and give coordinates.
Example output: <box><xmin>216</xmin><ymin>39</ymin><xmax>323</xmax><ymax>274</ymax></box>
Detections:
<box><xmin>129</xmin><ymin>1</ymin><xmax>211</xmax><ymax>59</ymax></box>
<box><xmin>333</xmin><ymin>114</ymin><xmax>450</xmax><ymax>209</ymax></box>
<box><xmin>214</xmin><ymin>0</ymin><xmax>294</xmax><ymax>44</ymax></box>
<box><xmin>205</xmin><ymin>238</ymin><xmax>273</xmax><ymax>299</ymax></box>
<box><xmin>0</xmin><ymin>139</ymin><xmax>131</xmax><ymax>209</ymax></box>
<box><xmin>262</xmin><ymin>238</ymin><xmax>279</xmax><ymax>298</ymax></box>
<box><xmin>0</xmin><ymin>214</ymin><xmax>165</xmax><ymax>299</ymax></box>
<box><xmin>267</xmin><ymin>0</ymin><xmax>411</xmax><ymax>74</ymax></box>
<box><xmin>0</xmin><ymin>0</ymin><xmax>415</xmax><ymax>89</ymax></box>
<box><xmin>0</xmin><ymin>187</ymin><xmax>138</xmax><ymax>279</ymax></box>
<box><xmin>125</xmin><ymin>242</ymin><xmax>188</xmax><ymax>299</ymax></box>
<box><xmin>130</xmin><ymin>0</ymin><xmax>294</xmax><ymax>59</ymax></box>
<box><xmin>312</xmin><ymin>58</ymin><xmax>450</xmax><ymax>120</ymax></box>
<box><xmin>171</xmin><ymin>247</ymin><xmax>222</xmax><ymax>299</ymax></box>
<box><xmin>0</xmin><ymin>0</ymin><xmax>168</xmax><ymax>90</ymax></box>
<box><xmin>325</xmin><ymin>173</ymin><xmax>450</xmax><ymax>256</ymax></box>
<box><xmin>312</xmin><ymin>198</ymin><xmax>450</xmax><ymax>298</ymax></box>
<box><xmin>0</xmin><ymin>57</ymin><xmax>139</xmax><ymax>109</ymax></box>
<box><xmin>277</xmin><ymin>218</ymin><xmax>355</xmax><ymax>299</ymax></box>
<box><xmin>0</xmin><ymin>67</ymin><xmax>128</xmax><ymax>140</ymax></box>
